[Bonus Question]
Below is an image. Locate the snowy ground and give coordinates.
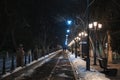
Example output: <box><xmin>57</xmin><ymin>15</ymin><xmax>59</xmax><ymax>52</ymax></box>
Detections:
<box><xmin>67</xmin><ymin>52</ymin><xmax>110</xmax><ymax>80</ymax></box>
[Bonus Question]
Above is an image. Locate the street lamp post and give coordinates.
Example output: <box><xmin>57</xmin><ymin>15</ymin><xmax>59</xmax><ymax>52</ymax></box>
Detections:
<box><xmin>77</xmin><ymin>37</ymin><xmax>81</xmax><ymax>56</ymax></box>
<box><xmin>85</xmin><ymin>0</ymin><xmax>90</xmax><ymax>71</ymax></box>
<box><xmin>89</xmin><ymin>22</ymin><xmax>102</xmax><ymax>65</ymax></box>
<box><xmin>74</xmin><ymin>37</ymin><xmax>80</xmax><ymax>58</ymax></box>
<box><xmin>78</xmin><ymin>31</ymin><xmax>88</xmax><ymax>58</ymax></box>
<box><xmin>74</xmin><ymin>39</ymin><xmax>77</xmax><ymax>58</ymax></box>
<box><xmin>86</xmin><ymin>28</ymin><xmax>90</xmax><ymax>70</ymax></box>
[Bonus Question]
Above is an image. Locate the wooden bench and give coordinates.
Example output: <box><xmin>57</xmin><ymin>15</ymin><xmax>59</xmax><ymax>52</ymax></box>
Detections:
<box><xmin>98</xmin><ymin>58</ymin><xmax>117</xmax><ymax>76</ymax></box>
<box><xmin>98</xmin><ymin>58</ymin><xmax>107</xmax><ymax>72</ymax></box>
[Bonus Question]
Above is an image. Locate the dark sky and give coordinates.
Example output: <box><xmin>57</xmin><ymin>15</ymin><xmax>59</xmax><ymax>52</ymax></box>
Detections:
<box><xmin>1</xmin><ymin>0</ymin><xmax>120</xmax><ymax>50</ymax></box>
<box><xmin>0</xmin><ymin>0</ymin><xmax>87</xmax><ymax>49</ymax></box>
<box><xmin>31</xmin><ymin>0</ymin><xmax>87</xmax><ymax>46</ymax></box>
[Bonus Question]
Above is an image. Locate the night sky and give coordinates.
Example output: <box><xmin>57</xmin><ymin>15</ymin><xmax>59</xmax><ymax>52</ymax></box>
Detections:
<box><xmin>0</xmin><ymin>0</ymin><xmax>86</xmax><ymax>50</ymax></box>
<box><xmin>31</xmin><ymin>0</ymin><xmax>87</xmax><ymax>45</ymax></box>
<box><xmin>0</xmin><ymin>0</ymin><xmax>120</xmax><ymax>51</ymax></box>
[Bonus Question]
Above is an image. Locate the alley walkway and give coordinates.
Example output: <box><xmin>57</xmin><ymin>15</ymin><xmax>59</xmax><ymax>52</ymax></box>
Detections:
<box><xmin>15</xmin><ymin>51</ymin><xmax>75</xmax><ymax>80</ymax></box>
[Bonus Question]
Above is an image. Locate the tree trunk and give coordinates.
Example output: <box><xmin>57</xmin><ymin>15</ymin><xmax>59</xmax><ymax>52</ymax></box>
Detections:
<box><xmin>107</xmin><ymin>30</ymin><xmax>112</xmax><ymax>63</ymax></box>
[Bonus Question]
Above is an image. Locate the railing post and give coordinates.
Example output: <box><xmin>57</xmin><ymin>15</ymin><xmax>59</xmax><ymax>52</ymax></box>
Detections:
<box><xmin>28</xmin><ymin>53</ymin><xmax>31</xmax><ymax>63</ymax></box>
<box><xmin>24</xmin><ymin>53</ymin><xmax>27</xmax><ymax>65</ymax></box>
<box><xmin>32</xmin><ymin>52</ymin><xmax>34</xmax><ymax>61</ymax></box>
<box><xmin>11</xmin><ymin>55</ymin><xmax>15</xmax><ymax>71</ymax></box>
<box><xmin>2</xmin><ymin>56</ymin><xmax>6</xmax><ymax>74</ymax></box>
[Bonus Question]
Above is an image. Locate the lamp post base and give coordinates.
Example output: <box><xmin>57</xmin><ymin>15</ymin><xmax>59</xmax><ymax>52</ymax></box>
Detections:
<box><xmin>86</xmin><ymin>57</ymin><xmax>90</xmax><ymax>70</ymax></box>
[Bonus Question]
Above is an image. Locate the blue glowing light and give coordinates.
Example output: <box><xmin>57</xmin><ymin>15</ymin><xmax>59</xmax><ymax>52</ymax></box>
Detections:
<box><xmin>66</xmin><ymin>34</ymin><xmax>68</xmax><ymax>37</ymax></box>
<box><xmin>65</xmin><ymin>40</ymin><xmax>67</xmax><ymax>45</ymax></box>
<box><xmin>67</xmin><ymin>20</ymin><xmax>72</xmax><ymax>25</ymax></box>
<box><xmin>67</xmin><ymin>29</ymin><xmax>70</xmax><ymax>33</ymax></box>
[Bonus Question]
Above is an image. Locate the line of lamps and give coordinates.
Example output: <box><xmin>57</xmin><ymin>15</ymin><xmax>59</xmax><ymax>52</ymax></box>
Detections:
<box><xmin>68</xmin><ymin>21</ymin><xmax>102</xmax><ymax>65</ymax></box>
<box><xmin>67</xmin><ymin>20</ymin><xmax>102</xmax><ymax>70</ymax></box>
